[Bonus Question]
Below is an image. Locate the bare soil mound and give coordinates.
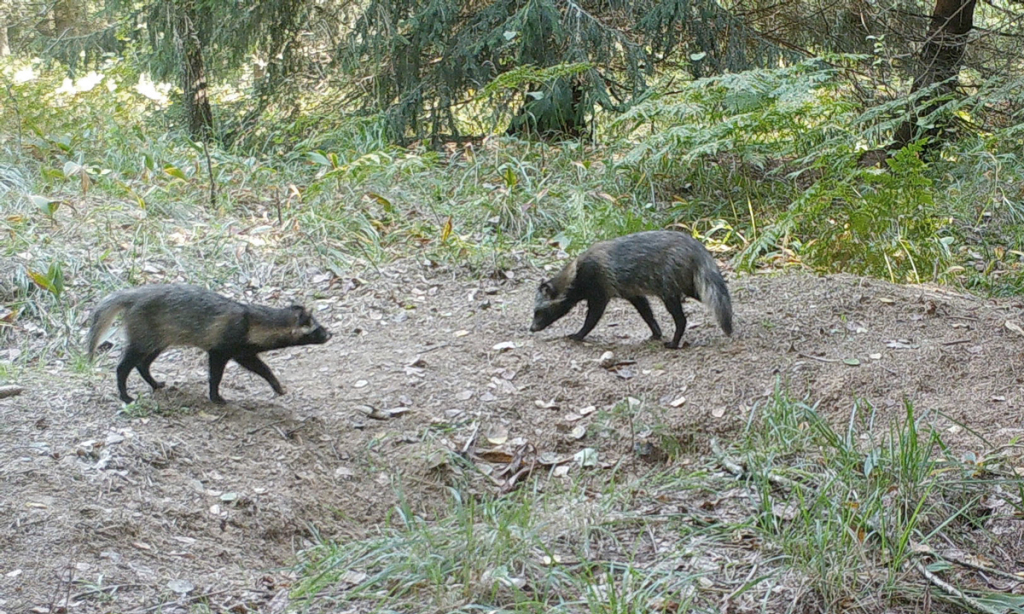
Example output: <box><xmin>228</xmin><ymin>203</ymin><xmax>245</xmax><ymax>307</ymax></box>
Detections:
<box><xmin>2</xmin><ymin>268</ymin><xmax>1022</xmax><ymax>611</ymax></box>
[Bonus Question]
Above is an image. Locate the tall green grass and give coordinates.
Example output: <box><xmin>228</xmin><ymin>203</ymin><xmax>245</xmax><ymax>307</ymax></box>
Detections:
<box><xmin>291</xmin><ymin>388</ymin><xmax>1023</xmax><ymax>613</ymax></box>
<box><xmin>3</xmin><ymin>55</ymin><xmax>1024</xmax><ymax>360</ymax></box>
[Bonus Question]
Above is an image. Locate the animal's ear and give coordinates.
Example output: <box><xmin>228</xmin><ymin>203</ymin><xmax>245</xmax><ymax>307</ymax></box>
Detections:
<box><xmin>539</xmin><ymin>281</ymin><xmax>556</xmax><ymax>298</ymax></box>
<box><xmin>289</xmin><ymin>304</ymin><xmax>310</xmax><ymax>322</ymax></box>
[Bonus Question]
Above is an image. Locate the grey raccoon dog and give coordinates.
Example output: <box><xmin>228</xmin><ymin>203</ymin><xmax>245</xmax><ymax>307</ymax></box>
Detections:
<box><xmin>86</xmin><ymin>284</ymin><xmax>332</xmax><ymax>404</ymax></box>
<box><xmin>530</xmin><ymin>230</ymin><xmax>733</xmax><ymax>348</ymax></box>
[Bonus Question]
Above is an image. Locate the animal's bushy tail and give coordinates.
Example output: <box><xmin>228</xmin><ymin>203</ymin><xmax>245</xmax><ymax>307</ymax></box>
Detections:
<box><xmin>695</xmin><ymin>259</ymin><xmax>733</xmax><ymax>336</ymax></box>
<box><xmin>86</xmin><ymin>290</ymin><xmax>135</xmax><ymax>360</ymax></box>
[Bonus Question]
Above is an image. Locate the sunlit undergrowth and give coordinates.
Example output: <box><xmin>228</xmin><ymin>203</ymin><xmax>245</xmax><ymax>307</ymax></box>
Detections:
<box><xmin>290</xmin><ymin>388</ymin><xmax>1024</xmax><ymax>613</ymax></box>
<box><xmin>2</xmin><ymin>56</ymin><xmax>1024</xmax><ymax>360</ymax></box>
<box><xmin>611</xmin><ymin>59</ymin><xmax>1024</xmax><ymax>286</ymax></box>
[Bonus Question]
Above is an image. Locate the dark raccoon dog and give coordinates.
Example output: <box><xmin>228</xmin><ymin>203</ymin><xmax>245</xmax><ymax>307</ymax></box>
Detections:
<box><xmin>531</xmin><ymin>230</ymin><xmax>733</xmax><ymax>348</ymax></box>
<box><xmin>86</xmin><ymin>284</ymin><xmax>332</xmax><ymax>404</ymax></box>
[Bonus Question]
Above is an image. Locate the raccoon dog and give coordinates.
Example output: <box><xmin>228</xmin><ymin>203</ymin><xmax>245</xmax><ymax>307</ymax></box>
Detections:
<box><xmin>87</xmin><ymin>285</ymin><xmax>331</xmax><ymax>404</ymax></box>
<box><xmin>531</xmin><ymin>230</ymin><xmax>733</xmax><ymax>348</ymax></box>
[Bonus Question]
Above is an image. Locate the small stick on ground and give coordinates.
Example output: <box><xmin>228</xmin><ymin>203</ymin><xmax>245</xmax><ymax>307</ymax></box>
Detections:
<box><xmin>914</xmin><ymin>559</ymin><xmax>1003</xmax><ymax>614</ymax></box>
<box><xmin>797</xmin><ymin>353</ymin><xmax>841</xmax><ymax>363</ymax></box>
<box><xmin>0</xmin><ymin>385</ymin><xmax>24</xmax><ymax>398</ymax></box>
<box><xmin>710</xmin><ymin>438</ymin><xmax>805</xmax><ymax>490</ymax></box>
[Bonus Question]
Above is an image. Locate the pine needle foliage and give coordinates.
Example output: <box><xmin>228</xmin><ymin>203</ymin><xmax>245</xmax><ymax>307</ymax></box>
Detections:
<box><xmin>340</xmin><ymin>0</ymin><xmax>797</xmax><ymax>142</ymax></box>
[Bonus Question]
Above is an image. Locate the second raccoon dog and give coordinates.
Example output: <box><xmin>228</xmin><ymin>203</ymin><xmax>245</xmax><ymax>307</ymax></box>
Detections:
<box><xmin>86</xmin><ymin>284</ymin><xmax>332</xmax><ymax>404</ymax></box>
<box><xmin>531</xmin><ymin>230</ymin><xmax>733</xmax><ymax>348</ymax></box>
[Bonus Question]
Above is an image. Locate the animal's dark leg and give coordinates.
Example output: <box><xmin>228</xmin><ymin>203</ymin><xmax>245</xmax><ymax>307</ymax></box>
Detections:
<box><xmin>234</xmin><ymin>354</ymin><xmax>285</xmax><ymax>395</ymax></box>
<box><xmin>207</xmin><ymin>350</ymin><xmax>231</xmax><ymax>404</ymax></box>
<box><xmin>627</xmin><ymin>296</ymin><xmax>662</xmax><ymax>340</ymax></box>
<box><xmin>136</xmin><ymin>350</ymin><xmax>166</xmax><ymax>391</ymax></box>
<box><xmin>663</xmin><ymin>296</ymin><xmax>688</xmax><ymax>349</ymax></box>
<box><xmin>116</xmin><ymin>346</ymin><xmax>147</xmax><ymax>403</ymax></box>
<box><xmin>569</xmin><ymin>295</ymin><xmax>608</xmax><ymax>342</ymax></box>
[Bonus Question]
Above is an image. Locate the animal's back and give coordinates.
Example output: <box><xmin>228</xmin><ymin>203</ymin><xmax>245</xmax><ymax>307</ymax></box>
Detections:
<box><xmin>120</xmin><ymin>285</ymin><xmax>246</xmax><ymax>352</ymax></box>
<box><xmin>585</xmin><ymin>231</ymin><xmax>712</xmax><ymax>300</ymax></box>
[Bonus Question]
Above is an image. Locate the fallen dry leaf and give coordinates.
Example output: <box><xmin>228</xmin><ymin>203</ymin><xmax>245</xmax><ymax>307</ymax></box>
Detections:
<box><xmin>476</xmin><ymin>449</ymin><xmax>515</xmax><ymax>463</ymax></box>
<box><xmin>885</xmin><ymin>340</ymin><xmax>918</xmax><ymax>350</ymax></box>
<box><xmin>1005</xmin><ymin>321</ymin><xmax>1024</xmax><ymax>337</ymax></box>
<box><xmin>339</xmin><ymin>570</ymin><xmax>368</xmax><ymax>587</ymax></box>
<box><xmin>486</xmin><ymin>425</ymin><xmax>509</xmax><ymax>445</ymax></box>
<box><xmin>537</xmin><ymin>452</ymin><xmax>563</xmax><ymax>465</ymax></box>
<box><xmin>614</xmin><ymin>367</ymin><xmax>636</xmax><ymax>380</ymax></box>
<box><xmin>167</xmin><ymin>578</ymin><xmax>194</xmax><ymax>594</ymax></box>
<box><xmin>354</xmin><ymin>405</ymin><xmax>389</xmax><ymax>420</ymax></box>
<box><xmin>574</xmin><ymin>448</ymin><xmax>598</xmax><ymax>467</ymax></box>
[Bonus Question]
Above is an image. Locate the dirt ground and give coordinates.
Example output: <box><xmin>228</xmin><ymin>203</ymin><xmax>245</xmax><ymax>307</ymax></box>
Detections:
<box><xmin>2</xmin><ymin>266</ymin><xmax>1024</xmax><ymax>612</ymax></box>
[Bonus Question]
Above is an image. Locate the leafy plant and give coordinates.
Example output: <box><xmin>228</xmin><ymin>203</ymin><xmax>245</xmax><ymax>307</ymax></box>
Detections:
<box><xmin>748</xmin><ymin>142</ymin><xmax>954</xmax><ymax>282</ymax></box>
<box><xmin>26</xmin><ymin>260</ymin><xmax>65</xmax><ymax>298</ymax></box>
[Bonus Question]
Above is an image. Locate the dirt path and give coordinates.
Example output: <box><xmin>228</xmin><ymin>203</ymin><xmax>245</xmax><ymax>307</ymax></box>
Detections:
<box><xmin>2</xmin><ymin>268</ymin><xmax>1023</xmax><ymax>612</ymax></box>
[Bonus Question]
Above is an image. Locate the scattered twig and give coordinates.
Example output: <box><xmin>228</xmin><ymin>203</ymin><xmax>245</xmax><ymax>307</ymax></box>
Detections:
<box><xmin>123</xmin><ymin>588</ymin><xmax>238</xmax><ymax>614</ymax></box>
<box><xmin>914</xmin><ymin>559</ymin><xmax>1003</xmax><ymax>614</ymax></box>
<box><xmin>460</xmin><ymin>421</ymin><xmax>480</xmax><ymax>455</ymax></box>
<box><xmin>418</xmin><ymin>343</ymin><xmax>450</xmax><ymax>355</ymax></box>
<box><xmin>941</xmin><ymin>553</ymin><xmax>1024</xmax><ymax>585</ymax></box>
<box><xmin>710</xmin><ymin>438</ymin><xmax>805</xmax><ymax>490</ymax></box>
<box><xmin>878</xmin><ymin>363</ymin><xmax>899</xmax><ymax>376</ymax></box>
<box><xmin>247</xmin><ymin>419</ymin><xmax>289</xmax><ymax>435</ymax></box>
<box><xmin>0</xmin><ymin>385</ymin><xmax>25</xmax><ymax>398</ymax></box>
<box><xmin>72</xmin><ymin>583</ymin><xmax>145</xmax><ymax>600</ymax></box>
<box><xmin>721</xmin><ymin>563</ymin><xmax>761</xmax><ymax>614</ymax></box>
<box><xmin>940</xmin><ymin>339</ymin><xmax>973</xmax><ymax>346</ymax></box>
<box><xmin>711</xmin><ymin>438</ymin><xmax>746</xmax><ymax>477</ymax></box>
<box><xmin>797</xmin><ymin>352</ymin><xmax>841</xmax><ymax>363</ymax></box>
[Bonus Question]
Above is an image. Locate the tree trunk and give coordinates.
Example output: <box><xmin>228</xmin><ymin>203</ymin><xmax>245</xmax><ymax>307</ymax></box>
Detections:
<box><xmin>892</xmin><ymin>0</ymin><xmax>977</xmax><ymax>148</ymax></box>
<box><xmin>53</xmin><ymin>0</ymin><xmax>82</xmax><ymax>38</ymax></box>
<box><xmin>0</xmin><ymin>22</ymin><xmax>9</xmax><ymax>57</ymax></box>
<box><xmin>174</xmin><ymin>0</ymin><xmax>213</xmax><ymax>140</ymax></box>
